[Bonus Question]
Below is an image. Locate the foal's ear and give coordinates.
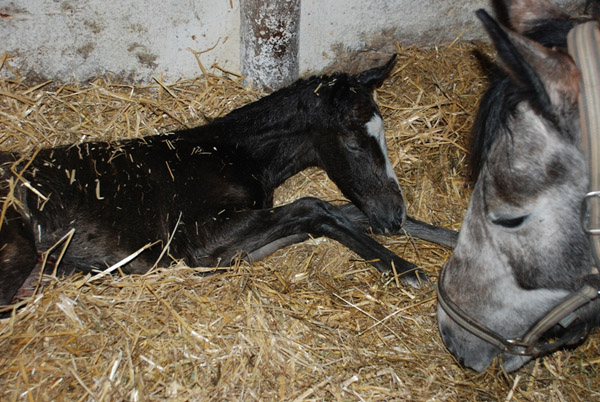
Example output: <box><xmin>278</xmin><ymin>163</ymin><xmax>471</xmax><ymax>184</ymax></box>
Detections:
<box><xmin>477</xmin><ymin>9</ymin><xmax>579</xmax><ymax>112</ymax></box>
<box><xmin>357</xmin><ymin>55</ymin><xmax>397</xmax><ymax>89</ymax></box>
<box><xmin>500</xmin><ymin>0</ymin><xmax>569</xmax><ymax>33</ymax></box>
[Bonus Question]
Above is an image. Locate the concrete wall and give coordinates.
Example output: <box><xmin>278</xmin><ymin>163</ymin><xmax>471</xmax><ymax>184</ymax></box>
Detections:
<box><xmin>0</xmin><ymin>0</ymin><xmax>583</xmax><ymax>84</ymax></box>
<box><xmin>0</xmin><ymin>0</ymin><xmax>240</xmax><ymax>82</ymax></box>
<box><xmin>300</xmin><ymin>0</ymin><xmax>485</xmax><ymax>73</ymax></box>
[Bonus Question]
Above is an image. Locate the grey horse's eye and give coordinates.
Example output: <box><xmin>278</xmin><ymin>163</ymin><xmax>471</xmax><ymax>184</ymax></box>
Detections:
<box><xmin>491</xmin><ymin>215</ymin><xmax>529</xmax><ymax>228</ymax></box>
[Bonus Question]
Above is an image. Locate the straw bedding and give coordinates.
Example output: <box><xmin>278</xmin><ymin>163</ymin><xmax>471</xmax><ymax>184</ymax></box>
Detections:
<box><xmin>0</xmin><ymin>43</ymin><xmax>598</xmax><ymax>401</ymax></box>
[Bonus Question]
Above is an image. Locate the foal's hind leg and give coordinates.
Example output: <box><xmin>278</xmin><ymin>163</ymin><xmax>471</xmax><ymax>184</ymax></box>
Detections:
<box><xmin>205</xmin><ymin>197</ymin><xmax>426</xmax><ymax>287</ymax></box>
<box><xmin>0</xmin><ymin>208</ymin><xmax>38</xmax><ymax>307</ymax></box>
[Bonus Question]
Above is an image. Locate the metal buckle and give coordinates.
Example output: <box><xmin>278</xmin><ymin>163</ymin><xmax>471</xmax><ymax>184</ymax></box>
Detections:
<box><xmin>581</xmin><ymin>191</ymin><xmax>600</xmax><ymax>235</ymax></box>
<box><xmin>503</xmin><ymin>338</ymin><xmax>534</xmax><ymax>356</ymax></box>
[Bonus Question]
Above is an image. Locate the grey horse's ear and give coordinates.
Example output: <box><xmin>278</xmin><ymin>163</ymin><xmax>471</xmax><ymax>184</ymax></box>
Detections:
<box><xmin>357</xmin><ymin>55</ymin><xmax>396</xmax><ymax>89</ymax></box>
<box><xmin>477</xmin><ymin>9</ymin><xmax>579</xmax><ymax>113</ymax></box>
<box><xmin>585</xmin><ymin>0</ymin><xmax>600</xmax><ymax>19</ymax></box>
<box><xmin>501</xmin><ymin>0</ymin><xmax>569</xmax><ymax>33</ymax></box>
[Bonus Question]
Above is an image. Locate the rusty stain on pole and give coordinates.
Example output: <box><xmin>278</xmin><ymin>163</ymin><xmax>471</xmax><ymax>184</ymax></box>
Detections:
<box><xmin>240</xmin><ymin>0</ymin><xmax>300</xmax><ymax>92</ymax></box>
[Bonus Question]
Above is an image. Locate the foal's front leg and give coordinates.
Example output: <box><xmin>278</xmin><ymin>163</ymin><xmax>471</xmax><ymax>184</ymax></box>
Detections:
<box><xmin>338</xmin><ymin>204</ymin><xmax>459</xmax><ymax>248</ymax></box>
<box><xmin>210</xmin><ymin>197</ymin><xmax>427</xmax><ymax>288</ymax></box>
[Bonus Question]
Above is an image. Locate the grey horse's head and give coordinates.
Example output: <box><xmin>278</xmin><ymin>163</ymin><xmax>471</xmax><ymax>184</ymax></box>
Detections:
<box><xmin>438</xmin><ymin>0</ymin><xmax>597</xmax><ymax>372</ymax></box>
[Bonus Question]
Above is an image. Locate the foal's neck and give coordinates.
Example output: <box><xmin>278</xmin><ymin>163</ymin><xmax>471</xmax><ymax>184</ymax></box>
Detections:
<box><xmin>191</xmin><ymin>98</ymin><xmax>320</xmax><ymax>192</ymax></box>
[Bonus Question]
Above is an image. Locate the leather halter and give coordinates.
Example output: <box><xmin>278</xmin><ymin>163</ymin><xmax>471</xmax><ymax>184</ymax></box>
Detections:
<box><xmin>437</xmin><ymin>21</ymin><xmax>600</xmax><ymax>357</ymax></box>
<box><xmin>438</xmin><ymin>265</ymin><xmax>600</xmax><ymax>356</ymax></box>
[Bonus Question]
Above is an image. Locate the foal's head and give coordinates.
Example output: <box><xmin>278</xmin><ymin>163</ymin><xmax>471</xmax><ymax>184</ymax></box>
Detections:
<box><xmin>438</xmin><ymin>0</ymin><xmax>595</xmax><ymax>372</ymax></box>
<box><xmin>309</xmin><ymin>56</ymin><xmax>406</xmax><ymax>233</ymax></box>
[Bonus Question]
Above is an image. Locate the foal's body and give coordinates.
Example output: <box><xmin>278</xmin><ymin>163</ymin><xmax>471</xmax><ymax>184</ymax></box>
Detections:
<box><xmin>1</xmin><ymin>58</ymin><xmax>456</xmax><ymax>306</ymax></box>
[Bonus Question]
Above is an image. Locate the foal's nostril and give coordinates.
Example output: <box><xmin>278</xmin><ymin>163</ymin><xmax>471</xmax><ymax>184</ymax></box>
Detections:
<box><xmin>387</xmin><ymin>204</ymin><xmax>406</xmax><ymax>232</ymax></box>
<box><xmin>398</xmin><ymin>205</ymin><xmax>407</xmax><ymax>227</ymax></box>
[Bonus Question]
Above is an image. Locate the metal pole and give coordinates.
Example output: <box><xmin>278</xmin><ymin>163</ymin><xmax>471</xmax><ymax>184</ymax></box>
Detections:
<box><xmin>240</xmin><ymin>0</ymin><xmax>300</xmax><ymax>91</ymax></box>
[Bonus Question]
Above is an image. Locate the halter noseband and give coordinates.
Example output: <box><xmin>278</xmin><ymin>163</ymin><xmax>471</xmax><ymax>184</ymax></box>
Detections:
<box><xmin>438</xmin><ymin>264</ymin><xmax>600</xmax><ymax>356</ymax></box>
<box><xmin>437</xmin><ymin>21</ymin><xmax>600</xmax><ymax>357</ymax></box>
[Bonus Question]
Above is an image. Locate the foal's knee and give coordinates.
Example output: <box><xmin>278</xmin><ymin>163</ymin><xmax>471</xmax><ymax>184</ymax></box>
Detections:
<box><xmin>292</xmin><ymin>197</ymin><xmax>339</xmax><ymax>217</ymax></box>
<box><xmin>291</xmin><ymin>197</ymin><xmax>354</xmax><ymax>229</ymax></box>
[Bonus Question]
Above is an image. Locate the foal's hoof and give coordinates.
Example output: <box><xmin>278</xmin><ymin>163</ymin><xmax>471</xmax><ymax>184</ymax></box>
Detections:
<box><xmin>403</xmin><ymin>269</ymin><xmax>430</xmax><ymax>289</ymax></box>
<box><xmin>386</xmin><ymin>267</ymin><xmax>430</xmax><ymax>289</ymax></box>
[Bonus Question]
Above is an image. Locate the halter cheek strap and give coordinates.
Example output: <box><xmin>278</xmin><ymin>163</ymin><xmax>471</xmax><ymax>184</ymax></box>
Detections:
<box><xmin>568</xmin><ymin>21</ymin><xmax>600</xmax><ymax>268</ymax></box>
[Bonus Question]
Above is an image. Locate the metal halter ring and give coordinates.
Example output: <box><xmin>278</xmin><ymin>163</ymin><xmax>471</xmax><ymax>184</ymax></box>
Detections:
<box><xmin>581</xmin><ymin>191</ymin><xmax>600</xmax><ymax>235</ymax></box>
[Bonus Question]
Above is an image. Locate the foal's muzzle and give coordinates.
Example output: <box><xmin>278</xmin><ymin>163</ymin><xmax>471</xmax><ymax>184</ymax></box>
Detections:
<box><xmin>363</xmin><ymin>191</ymin><xmax>406</xmax><ymax>234</ymax></box>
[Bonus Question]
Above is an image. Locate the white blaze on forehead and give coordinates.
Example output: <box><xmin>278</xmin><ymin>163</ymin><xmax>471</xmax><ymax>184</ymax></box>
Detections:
<box><xmin>366</xmin><ymin>114</ymin><xmax>399</xmax><ymax>186</ymax></box>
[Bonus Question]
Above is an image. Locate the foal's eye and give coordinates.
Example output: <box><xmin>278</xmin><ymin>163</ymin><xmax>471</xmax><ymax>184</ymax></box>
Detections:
<box><xmin>491</xmin><ymin>215</ymin><xmax>529</xmax><ymax>228</ymax></box>
<box><xmin>345</xmin><ymin>140</ymin><xmax>362</xmax><ymax>152</ymax></box>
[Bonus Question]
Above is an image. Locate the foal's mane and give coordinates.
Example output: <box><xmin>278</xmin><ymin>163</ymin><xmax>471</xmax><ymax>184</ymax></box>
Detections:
<box><xmin>176</xmin><ymin>70</ymin><xmax>366</xmax><ymax>153</ymax></box>
<box><xmin>215</xmin><ymin>71</ymin><xmax>364</xmax><ymax>131</ymax></box>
